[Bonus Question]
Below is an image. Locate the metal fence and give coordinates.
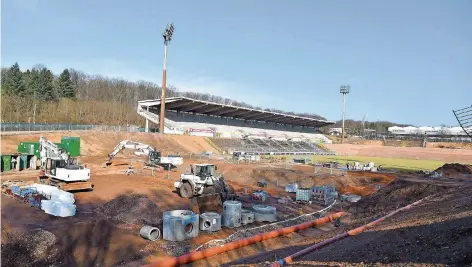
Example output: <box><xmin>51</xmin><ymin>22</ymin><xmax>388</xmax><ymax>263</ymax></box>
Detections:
<box><xmin>0</xmin><ymin>122</ymin><xmax>149</xmax><ymax>133</ymax></box>
<box><xmin>362</xmin><ymin>134</ymin><xmax>472</xmax><ymax>143</ymax></box>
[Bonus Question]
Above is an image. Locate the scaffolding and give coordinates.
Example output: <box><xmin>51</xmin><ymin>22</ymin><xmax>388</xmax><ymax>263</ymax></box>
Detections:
<box><xmin>453</xmin><ymin>105</ymin><xmax>472</xmax><ymax>138</ymax></box>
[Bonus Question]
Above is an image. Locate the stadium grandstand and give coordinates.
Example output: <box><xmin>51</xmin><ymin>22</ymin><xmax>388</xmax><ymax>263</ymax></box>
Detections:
<box><xmin>137</xmin><ymin>97</ymin><xmax>336</xmax><ymax>155</ymax></box>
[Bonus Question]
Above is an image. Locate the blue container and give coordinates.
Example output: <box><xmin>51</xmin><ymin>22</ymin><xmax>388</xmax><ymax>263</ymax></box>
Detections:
<box><xmin>10</xmin><ymin>186</ymin><xmax>20</xmax><ymax>195</ymax></box>
<box><xmin>19</xmin><ymin>188</ymin><xmax>37</xmax><ymax>197</ymax></box>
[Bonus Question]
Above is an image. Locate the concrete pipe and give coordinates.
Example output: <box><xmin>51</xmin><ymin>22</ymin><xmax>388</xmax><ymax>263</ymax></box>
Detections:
<box><xmin>142</xmin><ymin>212</ymin><xmax>344</xmax><ymax>267</ymax></box>
<box><xmin>241</xmin><ymin>209</ymin><xmax>255</xmax><ymax>225</ymax></box>
<box><xmin>163</xmin><ymin>210</ymin><xmax>199</xmax><ymax>242</ymax></box>
<box><xmin>223</xmin><ymin>200</ymin><xmax>242</xmax><ymax>228</ymax></box>
<box><xmin>139</xmin><ymin>226</ymin><xmax>161</xmax><ymax>241</ymax></box>
<box><xmin>252</xmin><ymin>205</ymin><xmax>277</xmax><ymax>222</ymax></box>
<box><xmin>199</xmin><ymin>212</ymin><xmax>222</xmax><ymax>232</ymax></box>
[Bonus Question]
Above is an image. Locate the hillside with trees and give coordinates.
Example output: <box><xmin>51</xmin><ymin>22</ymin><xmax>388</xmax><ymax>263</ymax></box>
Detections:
<box><xmin>1</xmin><ymin>63</ymin><xmax>406</xmax><ymax>132</ymax></box>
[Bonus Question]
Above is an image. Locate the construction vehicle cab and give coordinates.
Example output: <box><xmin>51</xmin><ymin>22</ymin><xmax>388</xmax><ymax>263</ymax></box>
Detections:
<box><xmin>41</xmin><ymin>158</ymin><xmax>89</xmax><ymax>180</ymax></box>
<box><xmin>191</xmin><ymin>164</ymin><xmax>217</xmax><ymax>178</ymax></box>
<box><xmin>148</xmin><ymin>151</ymin><xmax>161</xmax><ymax>162</ymax></box>
<box><xmin>105</xmin><ymin>140</ymin><xmax>183</xmax><ymax>170</ymax></box>
<box><xmin>174</xmin><ymin>163</ymin><xmax>234</xmax><ymax>200</ymax></box>
<box><xmin>38</xmin><ymin>136</ymin><xmax>93</xmax><ymax>191</ymax></box>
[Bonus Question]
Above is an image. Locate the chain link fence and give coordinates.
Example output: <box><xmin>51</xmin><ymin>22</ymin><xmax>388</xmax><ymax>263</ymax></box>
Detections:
<box><xmin>362</xmin><ymin>133</ymin><xmax>472</xmax><ymax>143</ymax></box>
<box><xmin>0</xmin><ymin>122</ymin><xmax>147</xmax><ymax>133</ymax></box>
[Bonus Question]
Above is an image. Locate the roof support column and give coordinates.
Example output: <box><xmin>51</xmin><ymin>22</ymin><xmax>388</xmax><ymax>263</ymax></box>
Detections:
<box><xmin>145</xmin><ymin>105</ymin><xmax>149</xmax><ymax>133</ymax></box>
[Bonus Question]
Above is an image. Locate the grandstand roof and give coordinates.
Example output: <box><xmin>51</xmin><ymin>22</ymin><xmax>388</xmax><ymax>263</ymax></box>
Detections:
<box><xmin>138</xmin><ymin>97</ymin><xmax>335</xmax><ymax>127</ymax></box>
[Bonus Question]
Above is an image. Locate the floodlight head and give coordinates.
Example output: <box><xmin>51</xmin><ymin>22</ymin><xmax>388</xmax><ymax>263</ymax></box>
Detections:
<box><xmin>163</xmin><ymin>23</ymin><xmax>175</xmax><ymax>44</ymax></box>
<box><xmin>340</xmin><ymin>85</ymin><xmax>350</xmax><ymax>94</ymax></box>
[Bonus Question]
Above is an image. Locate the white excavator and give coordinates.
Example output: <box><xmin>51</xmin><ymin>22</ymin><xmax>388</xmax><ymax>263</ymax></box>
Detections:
<box><xmin>38</xmin><ymin>136</ymin><xmax>93</xmax><ymax>191</ymax></box>
<box><xmin>104</xmin><ymin>140</ymin><xmax>183</xmax><ymax>170</ymax></box>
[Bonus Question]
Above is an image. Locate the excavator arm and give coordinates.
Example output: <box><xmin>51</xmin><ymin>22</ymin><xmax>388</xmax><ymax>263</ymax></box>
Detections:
<box><xmin>105</xmin><ymin>140</ymin><xmax>156</xmax><ymax>166</ymax></box>
<box><xmin>39</xmin><ymin>136</ymin><xmax>69</xmax><ymax>168</ymax></box>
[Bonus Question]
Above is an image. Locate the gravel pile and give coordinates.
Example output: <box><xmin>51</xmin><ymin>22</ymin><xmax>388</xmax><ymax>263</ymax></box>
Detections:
<box><xmin>1</xmin><ymin>229</ymin><xmax>58</xmax><ymax>267</ymax></box>
<box><xmin>159</xmin><ymin>241</ymin><xmax>194</xmax><ymax>256</ymax></box>
<box><xmin>97</xmin><ymin>194</ymin><xmax>162</xmax><ymax>226</ymax></box>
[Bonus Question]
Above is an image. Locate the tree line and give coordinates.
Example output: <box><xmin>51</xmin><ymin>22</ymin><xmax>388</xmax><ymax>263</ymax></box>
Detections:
<box><xmin>1</xmin><ymin>62</ymin><xmax>406</xmax><ymax>132</ymax></box>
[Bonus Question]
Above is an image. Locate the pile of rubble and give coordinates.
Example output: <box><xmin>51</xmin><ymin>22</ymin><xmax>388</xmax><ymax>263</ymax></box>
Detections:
<box><xmin>347</xmin><ymin>179</ymin><xmax>444</xmax><ymax>221</ymax></box>
<box><xmin>96</xmin><ymin>194</ymin><xmax>162</xmax><ymax>226</ymax></box>
<box><xmin>1</xmin><ymin>229</ymin><xmax>58</xmax><ymax>266</ymax></box>
<box><xmin>431</xmin><ymin>163</ymin><xmax>472</xmax><ymax>178</ymax></box>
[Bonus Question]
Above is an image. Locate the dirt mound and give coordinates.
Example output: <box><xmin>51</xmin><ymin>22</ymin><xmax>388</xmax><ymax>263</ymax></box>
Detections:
<box><xmin>347</xmin><ymin>179</ymin><xmax>446</xmax><ymax>220</ymax></box>
<box><xmin>1</xmin><ymin>229</ymin><xmax>58</xmax><ymax>267</ymax></box>
<box><xmin>434</xmin><ymin>163</ymin><xmax>472</xmax><ymax>177</ymax></box>
<box><xmin>0</xmin><ymin>131</ymin><xmax>218</xmax><ymax>156</ymax></box>
<box><xmin>96</xmin><ymin>194</ymin><xmax>162</xmax><ymax>226</ymax></box>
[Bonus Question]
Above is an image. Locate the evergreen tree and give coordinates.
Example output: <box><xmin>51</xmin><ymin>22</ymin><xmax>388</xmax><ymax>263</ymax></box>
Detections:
<box><xmin>56</xmin><ymin>69</ymin><xmax>75</xmax><ymax>98</ymax></box>
<box><xmin>1</xmin><ymin>67</ymin><xmax>8</xmax><ymax>93</ymax></box>
<box><xmin>25</xmin><ymin>66</ymin><xmax>56</xmax><ymax>101</ymax></box>
<box><xmin>3</xmin><ymin>63</ymin><xmax>26</xmax><ymax>96</ymax></box>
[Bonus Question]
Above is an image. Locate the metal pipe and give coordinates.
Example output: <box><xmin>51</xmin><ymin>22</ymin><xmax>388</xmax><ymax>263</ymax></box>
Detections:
<box><xmin>142</xmin><ymin>212</ymin><xmax>344</xmax><ymax>267</ymax></box>
<box><xmin>270</xmin><ymin>198</ymin><xmax>424</xmax><ymax>266</ymax></box>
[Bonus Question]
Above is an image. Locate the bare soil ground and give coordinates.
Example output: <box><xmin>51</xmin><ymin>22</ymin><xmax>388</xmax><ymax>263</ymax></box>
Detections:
<box><xmin>227</xmin><ymin>176</ymin><xmax>472</xmax><ymax>267</ymax></box>
<box><xmin>325</xmin><ymin>143</ymin><xmax>472</xmax><ymax>163</ymax></box>
<box><xmin>2</xmin><ymin>132</ymin><xmax>472</xmax><ymax>267</ymax></box>
<box><xmin>0</xmin><ymin>131</ymin><xmax>218</xmax><ymax>156</ymax></box>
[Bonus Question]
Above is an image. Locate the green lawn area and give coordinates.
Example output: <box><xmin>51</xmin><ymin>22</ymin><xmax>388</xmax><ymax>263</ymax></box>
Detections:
<box><xmin>263</xmin><ymin>155</ymin><xmax>445</xmax><ymax>172</ymax></box>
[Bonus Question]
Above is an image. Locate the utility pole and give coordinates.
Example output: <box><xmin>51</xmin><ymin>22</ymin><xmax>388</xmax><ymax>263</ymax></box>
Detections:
<box><xmin>340</xmin><ymin>85</ymin><xmax>350</xmax><ymax>144</ymax></box>
<box><xmin>159</xmin><ymin>23</ymin><xmax>175</xmax><ymax>134</ymax></box>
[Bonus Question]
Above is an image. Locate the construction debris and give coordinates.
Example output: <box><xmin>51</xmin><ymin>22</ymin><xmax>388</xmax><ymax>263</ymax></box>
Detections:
<box><xmin>432</xmin><ymin>163</ymin><xmax>472</xmax><ymax>177</ymax></box>
<box><xmin>96</xmin><ymin>194</ymin><xmax>162</xmax><ymax>225</ymax></box>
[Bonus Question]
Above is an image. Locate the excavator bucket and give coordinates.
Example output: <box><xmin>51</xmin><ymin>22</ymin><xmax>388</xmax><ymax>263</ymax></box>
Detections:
<box><xmin>190</xmin><ymin>194</ymin><xmax>223</xmax><ymax>214</ymax></box>
<box><xmin>102</xmin><ymin>158</ymin><xmax>113</xmax><ymax>168</ymax></box>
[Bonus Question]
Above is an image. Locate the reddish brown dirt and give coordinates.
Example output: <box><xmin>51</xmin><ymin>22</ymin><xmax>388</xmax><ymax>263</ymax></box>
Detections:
<box><xmin>0</xmin><ymin>131</ymin><xmax>218</xmax><ymax>156</ymax></box>
<box><xmin>426</xmin><ymin>142</ymin><xmax>472</xmax><ymax>150</ymax></box>
<box><xmin>225</xmin><ymin>177</ymin><xmax>472</xmax><ymax>267</ymax></box>
<box><xmin>3</xmin><ymin>133</ymin><xmax>470</xmax><ymax>266</ymax></box>
<box><xmin>325</xmin><ymin>143</ymin><xmax>472</xmax><ymax>163</ymax></box>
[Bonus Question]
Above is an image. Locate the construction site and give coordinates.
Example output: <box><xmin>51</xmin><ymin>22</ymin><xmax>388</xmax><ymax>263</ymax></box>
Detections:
<box><xmin>1</xmin><ymin>129</ymin><xmax>472</xmax><ymax>267</ymax></box>
<box><xmin>2</xmin><ymin>4</ymin><xmax>472</xmax><ymax>265</ymax></box>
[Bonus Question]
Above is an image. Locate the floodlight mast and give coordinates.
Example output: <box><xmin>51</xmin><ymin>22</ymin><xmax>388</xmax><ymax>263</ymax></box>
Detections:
<box><xmin>159</xmin><ymin>23</ymin><xmax>175</xmax><ymax>134</ymax></box>
<box><xmin>340</xmin><ymin>85</ymin><xmax>350</xmax><ymax>144</ymax></box>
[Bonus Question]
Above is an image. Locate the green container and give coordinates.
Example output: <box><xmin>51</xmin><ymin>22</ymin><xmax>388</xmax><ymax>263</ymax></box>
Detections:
<box><xmin>61</xmin><ymin>136</ymin><xmax>81</xmax><ymax>157</ymax></box>
<box><xmin>18</xmin><ymin>142</ymin><xmax>40</xmax><ymax>157</ymax></box>
<box><xmin>19</xmin><ymin>155</ymin><xmax>28</xmax><ymax>170</ymax></box>
<box><xmin>2</xmin><ymin>155</ymin><xmax>11</xmax><ymax>172</ymax></box>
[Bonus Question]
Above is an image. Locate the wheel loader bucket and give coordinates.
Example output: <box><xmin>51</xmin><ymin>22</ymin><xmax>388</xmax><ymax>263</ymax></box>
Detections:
<box><xmin>190</xmin><ymin>193</ymin><xmax>223</xmax><ymax>214</ymax></box>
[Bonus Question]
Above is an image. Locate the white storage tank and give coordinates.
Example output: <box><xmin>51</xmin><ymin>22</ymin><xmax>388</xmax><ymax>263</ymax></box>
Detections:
<box><xmin>222</xmin><ymin>200</ymin><xmax>242</xmax><ymax>228</ymax></box>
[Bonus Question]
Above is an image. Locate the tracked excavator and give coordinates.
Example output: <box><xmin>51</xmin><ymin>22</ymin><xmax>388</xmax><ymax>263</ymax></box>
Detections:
<box><xmin>38</xmin><ymin>136</ymin><xmax>93</xmax><ymax>191</ymax></box>
<box><xmin>104</xmin><ymin>140</ymin><xmax>183</xmax><ymax>170</ymax></box>
<box><xmin>174</xmin><ymin>164</ymin><xmax>236</xmax><ymax>214</ymax></box>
